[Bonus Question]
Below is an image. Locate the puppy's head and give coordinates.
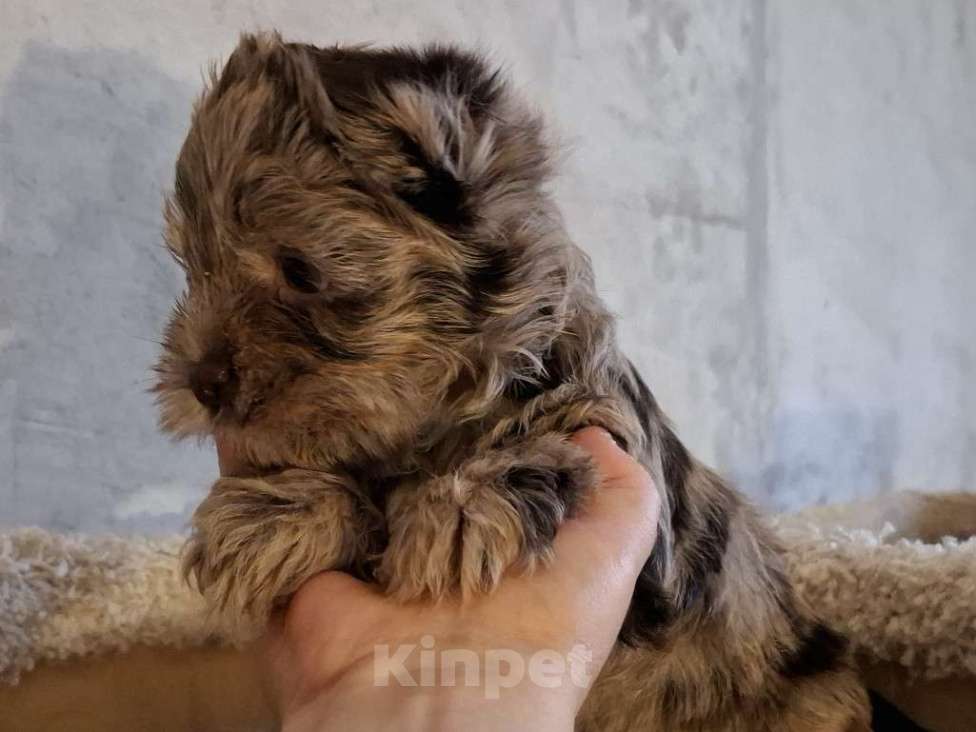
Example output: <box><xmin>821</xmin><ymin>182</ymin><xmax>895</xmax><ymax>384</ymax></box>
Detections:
<box><xmin>154</xmin><ymin>33</ymin><xmax>578</xmax><ymax>470</ymax></box>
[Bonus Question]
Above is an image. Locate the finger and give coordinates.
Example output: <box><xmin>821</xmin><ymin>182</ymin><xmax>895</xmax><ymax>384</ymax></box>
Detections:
<box><xmin>572</xmin><ymin>427</ymin><xmax>648</xmax><ymax>486</ymax></box>
<box><xmin>284</xmin><ymin>571</ymin><xmax>380</xmax><ymax>639</ymax></box>
<box><xmin>552</xmin><ymin>427</ymin><xmax>661</xmax><ymax>577</ymax></box>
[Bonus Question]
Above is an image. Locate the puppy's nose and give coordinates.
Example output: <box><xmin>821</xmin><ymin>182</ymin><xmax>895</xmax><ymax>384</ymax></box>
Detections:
<box><xmin>189</xmin><ymin>352</ymin><xmax>237</xmax><ymax>413</ymax></box>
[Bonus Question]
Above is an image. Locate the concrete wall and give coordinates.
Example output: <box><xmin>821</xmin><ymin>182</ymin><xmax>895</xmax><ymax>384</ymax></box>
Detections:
<box><xmin>1</xmin><ymin>1</ymin><xmax>973</xmax><ymax>533</ymax></box>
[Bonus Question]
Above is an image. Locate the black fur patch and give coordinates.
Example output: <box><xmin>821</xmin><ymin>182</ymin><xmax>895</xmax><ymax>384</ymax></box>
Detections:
<box><xmin>412</xmin><ymin>247</ymin><xmax>515</xmax><ymax>332</ymax></box>
<box><xmin>780</xmin><ymin>621</ymin><xmax>848</xmax><ymax>680</ymax></box>
<box><xmin>328</xmin><ymin>292</ymin><xmax>380</xmax><ymax>330</ymax></box>
<box><xmin>502</xmin><ymin>464</ymin><xmax>583</xmax><ymax>555</ymax></box>
<box><xmin>619</xmin><ymin>362</ymin><xmax>693</xmax><ymax>543</ymax></box>
<box><xmin>504</xmin><ymin>349</ymin><xmax>564</xmax><ymax>401</ymax></box>
<box><xmin>305</xmin><ymin>43</ymin><xmax>502</xmax><ymax>119</ymax></box>
<box><xmin>302</xmin><ymin>44</ymin><xmax>502</xmax><ymax>229</ymax></box>
<box><xmin>614</xmin><ymin>360</ymin><xmax>738</xmax><ymax>638</ymax></box>
<box><xmin>659</xmin><ymin>679</ymin><xmax>683</xmax><ymax>718</ymax></box>
<box><xmin>695</xmin><ymin>499</ymin><xmax>733</xmax><ymax>576</ymax></box>
<box><xmin>504</xmin><ymin>377</ymin><xmax>546</xmax><ymax>402</ymax></box>
<box><xmin>676</xmin><ymin>486</ymin><xmax>735</xmax><ymax>614</ymax></box>
<box><xmin>661</xmin><ymin>425</ymin><xmax>693</xmax><ymax>540</ymax></box>
<box><xmin>465</xmin><ymin>245</ymin><xmax>514</xmax><ymax>315</ymax></box>
<box><xmin>869</xmin><ymin>689</ymin><xmax>929</xmax><ymax>731</ymax></box>
<box><xmin>410</xmin><ymin>264</ymin><xmax>471</xmax><ymax>334</ymax></box>
<box><xmin>301</xmin><ymin>329</ymin><xmax>360</xmax><ymax>361</ymax></box>
<box><xmin>619</xmin><ymin>361</ymin><xmax>660</xmax><ymax>436</ymax></box>
<box><xmin>619</xmin><ymin>546</ymin><xmax>674</xmax><ymax>646</ymax></box>
<box><xmin>281</xmin><ymin>307</ymin><xmax>362</xmax><ymax>361</ymax></box>
<box><xmin>394</xmin><ymin>134</ymin><xmax>471</xmax><ymax>227</ymax></box>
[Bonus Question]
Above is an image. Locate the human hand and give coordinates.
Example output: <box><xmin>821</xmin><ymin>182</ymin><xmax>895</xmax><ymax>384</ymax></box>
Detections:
<box><xmin>265</xmin><ymin>427</ymin><xmax>660</xmax><ymax>731</ymax></box>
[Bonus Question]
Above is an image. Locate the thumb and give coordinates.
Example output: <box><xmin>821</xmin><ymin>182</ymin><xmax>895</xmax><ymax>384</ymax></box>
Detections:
<box><xmin>552</xmin><ymin>428</ymin><xmax>660</xmax><ymax>578</ymax></box>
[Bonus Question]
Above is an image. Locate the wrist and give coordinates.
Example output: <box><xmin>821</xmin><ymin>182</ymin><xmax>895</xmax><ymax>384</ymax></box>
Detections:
<box><xmin>281</xmin><ymin>642</ymin><xmax>580</xmax><ymax>732</ymax></box>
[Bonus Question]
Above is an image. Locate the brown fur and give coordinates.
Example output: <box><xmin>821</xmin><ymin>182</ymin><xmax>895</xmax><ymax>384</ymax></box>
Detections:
<box><xmin>154</xmin><ymin>33</ymin><xmax>870</xmax><ymax>731</ymax></box>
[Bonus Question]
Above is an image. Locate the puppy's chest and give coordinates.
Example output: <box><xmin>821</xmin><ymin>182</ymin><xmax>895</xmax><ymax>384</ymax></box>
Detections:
<box><xmin>349</xmin><ymin>424</ymin><xmax>487</xmax><ymax>499</ymax></box>
<box><xmin>348</xmin><ymin>398</ymin><xmax>553</xmax><ymax>510</ymax></box>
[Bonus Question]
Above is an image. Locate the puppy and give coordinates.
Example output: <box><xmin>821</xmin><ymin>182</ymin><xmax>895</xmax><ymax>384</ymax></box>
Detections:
<box><xmin>154</xmin><ymin>33</ymin><xmax>870</xmax><ymax>731</ymax></box>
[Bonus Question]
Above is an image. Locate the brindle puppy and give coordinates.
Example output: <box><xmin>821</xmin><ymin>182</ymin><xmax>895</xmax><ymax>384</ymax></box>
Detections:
<box><xmin>155</xmin><ymin>32</ymin><xmax>870</xmax><ymax>731</ymax></box>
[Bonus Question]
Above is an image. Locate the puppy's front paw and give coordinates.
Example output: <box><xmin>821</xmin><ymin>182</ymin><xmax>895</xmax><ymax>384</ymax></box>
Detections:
<box><xmin>379</xmin><ymin>434</ymin><xmax>595</xmax><ymax>601</ymax></box>
<box><xmin>184</xmin><ymin>469</ymin><xmax>368</xmax><ymax>635</ymax></box>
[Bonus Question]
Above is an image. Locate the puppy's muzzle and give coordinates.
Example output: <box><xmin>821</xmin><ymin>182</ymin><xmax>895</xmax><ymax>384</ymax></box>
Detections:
<box><xmin>190</xmin><ymin>350</ymin><xmax>238</xmax><ymax>413</ymax></box>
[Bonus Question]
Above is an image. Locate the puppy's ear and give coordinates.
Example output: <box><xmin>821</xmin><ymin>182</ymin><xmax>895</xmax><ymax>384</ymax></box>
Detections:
<box><xmin>374</xmin><ymin>49</ymin><xmax>553</xmax><ymax>231</ymax></box>
<box><xmin>209</xmin><ymin>32</ymin><xmax>340</xmax><ymax>149</ymax></box>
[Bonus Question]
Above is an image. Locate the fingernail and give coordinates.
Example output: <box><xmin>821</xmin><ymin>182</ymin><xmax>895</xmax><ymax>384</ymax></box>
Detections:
<box><xmin>577</xmin><ymin>426</ymin><xmax>626</xmax><ymax>450</ymax></box>
<box><xmin>607</xmin><ymin>431</ymin><xmax>628</xmax><ymax>451</ymax></box>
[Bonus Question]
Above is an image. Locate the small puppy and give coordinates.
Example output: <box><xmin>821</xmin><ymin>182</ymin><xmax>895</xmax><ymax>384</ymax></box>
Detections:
<box><xmin>155</xmin><ymin>33</ymin><xmax>870</xmax><ymax>731</ymax></box>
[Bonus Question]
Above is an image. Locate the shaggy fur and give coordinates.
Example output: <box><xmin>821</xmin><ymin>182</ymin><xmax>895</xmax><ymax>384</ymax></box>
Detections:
<box><xmin>154</xmin><ymin>33</ymin><xmax>870</xmax><ymax>731</ymax></box>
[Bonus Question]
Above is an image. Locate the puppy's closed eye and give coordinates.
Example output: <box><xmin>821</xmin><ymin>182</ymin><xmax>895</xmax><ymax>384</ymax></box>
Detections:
<box><xmin>278</xmin><ymin>251</ymin><xmax>321</xmax><ymax>294</ymax></box>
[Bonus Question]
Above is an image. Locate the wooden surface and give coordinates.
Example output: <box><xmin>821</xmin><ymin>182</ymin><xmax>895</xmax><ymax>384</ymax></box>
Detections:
<box><xmin>0</xmin><ymin>644</ymin><xmax>276</xmax><ymax>732</ymax></box>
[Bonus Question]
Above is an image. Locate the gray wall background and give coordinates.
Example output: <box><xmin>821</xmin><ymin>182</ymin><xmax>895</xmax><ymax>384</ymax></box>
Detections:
<box><xmin>1</xmin><ymin>1</ymin><xmax>973</xmax><ymax>533</ymax></box>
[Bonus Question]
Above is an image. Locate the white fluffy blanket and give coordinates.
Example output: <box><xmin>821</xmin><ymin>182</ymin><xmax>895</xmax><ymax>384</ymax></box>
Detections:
<box><xmin>2</xmin><ymin>492</ymin><xmax>976</xmax><ymax>686</ymax></box>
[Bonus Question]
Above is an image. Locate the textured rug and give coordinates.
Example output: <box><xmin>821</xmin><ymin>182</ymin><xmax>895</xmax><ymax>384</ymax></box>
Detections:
<box><xmin>3</xmin><ymin>491</ymin><xmax>976</xmax><ymax>686</ymax></box>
